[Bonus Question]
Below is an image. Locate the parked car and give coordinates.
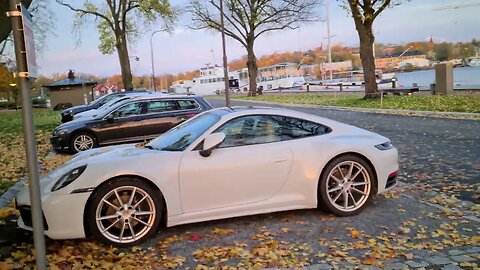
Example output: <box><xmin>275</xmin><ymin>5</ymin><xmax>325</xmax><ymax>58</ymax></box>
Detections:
<box><xmin>51</xmin><ymin>95</ymin><xmax>212</xmax><ymax>153</ymax></box>
<box><xmin>60</xmin><ymin>91</ymin><xmax>148</xmax><ymax>123</ymax></box>
<box><xmin>72</xmin><ymin>92</ymin><xmax>166</xmax><ymax>121</ymax></box>
<box><xmin>18</xmin><ymin>107</ymin><xmax>399</xmax><ymax>246</ymax></box>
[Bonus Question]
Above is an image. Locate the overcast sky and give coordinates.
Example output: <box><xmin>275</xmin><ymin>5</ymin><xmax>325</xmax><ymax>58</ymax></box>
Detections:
<box><xmin>28</xmin><ymin>0</ymin><xmax>480</xmax><ymax>77</ymax></box>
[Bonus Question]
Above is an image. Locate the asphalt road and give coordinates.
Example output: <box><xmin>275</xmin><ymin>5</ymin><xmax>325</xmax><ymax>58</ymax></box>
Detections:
<box><xmin>207</xmin><ymin>98</ymin><xmax>480</xmax><ymax>204</ymax></box>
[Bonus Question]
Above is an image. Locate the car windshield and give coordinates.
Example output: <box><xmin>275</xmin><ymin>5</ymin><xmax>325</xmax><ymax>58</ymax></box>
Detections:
<box><xmin>147</xmin><ymin>112</ymin><xmax>221</xmax><ymax>151</ymax></box>
<box><xmin>98</xmin><ymin>97</ymin><xmax>130</xmax><ymax>111</ymax></box>
<box><xmin>95</xmin><ymin>95</ymin><xmax>120</xmax><ymax>107</ymax></box>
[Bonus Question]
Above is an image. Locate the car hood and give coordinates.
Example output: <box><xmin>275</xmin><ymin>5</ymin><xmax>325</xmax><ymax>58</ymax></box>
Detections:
<box><xmin>62</xmin><ymin>105</ymin><xmax>89</xmax><ymax>114</ymax></box>
<box><xmin>68</xmin><ymin>144</ymin><xmax>147</xmax><ymax>164</ymax></box>
<box><xmin>37</xmin><ymin>144</ymin><xmax>163</xmax><ymax>191</ymax></box>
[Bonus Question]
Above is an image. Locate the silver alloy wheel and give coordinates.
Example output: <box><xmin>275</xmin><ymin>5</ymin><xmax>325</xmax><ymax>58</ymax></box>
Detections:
<box><xmin>326</xmin><ymin>160</ymin><xmax>371</xmax><ymax>212</ymax></box>
<box><xmin>73</xmin><ymin>135</ymin><xmax>94</xmax><ymax>152</ymax></box>
<box><xmin>95</xmin><ymin>186</ymin><xmax>156</xmax><ymax>244</ymax></box>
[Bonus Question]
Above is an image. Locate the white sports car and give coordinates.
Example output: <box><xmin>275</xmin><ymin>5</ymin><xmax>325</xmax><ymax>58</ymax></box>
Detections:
<box><xmin>16</xmin><ymin>107</ymin><xmax>399</xmax><ymax>246</ymax></box>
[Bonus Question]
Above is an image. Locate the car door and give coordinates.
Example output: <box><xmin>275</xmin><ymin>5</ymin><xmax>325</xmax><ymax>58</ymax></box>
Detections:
<box><xmin>95</xmin><ymin>101</ymin><xmax>146</xmax><ymax>144</ymax></box>
<box><xmin>141</xmin><ymin>99</ymin><xmax>181</xmax><ymax>138</ymax></box>
<box><xmin>179</xmin><ymin>115</ymin><xmax>293</xmax><ymax>213</ymax></box>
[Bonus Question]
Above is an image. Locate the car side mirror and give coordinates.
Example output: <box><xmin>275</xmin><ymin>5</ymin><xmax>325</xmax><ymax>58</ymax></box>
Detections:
<box><xmin>199</xmin><ymin>132</ymin><xmax>226</xmax><ymax>157</ymax></box>
<box><xmin>106</xmin><ymin>114</ymin><xmax>114</xmax><ymax>122</ymax></box>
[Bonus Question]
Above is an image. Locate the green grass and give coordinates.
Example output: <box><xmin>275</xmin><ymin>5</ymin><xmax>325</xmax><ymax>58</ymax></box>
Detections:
<box><xmin>0</xmin><ymin>109</ymin><xmax>60</xmax><ymax>135</ymax></box>
<box><xmin>235</xmin><ymin>94</ymin><xmax>480</xmax><ymax>113</ymax></box>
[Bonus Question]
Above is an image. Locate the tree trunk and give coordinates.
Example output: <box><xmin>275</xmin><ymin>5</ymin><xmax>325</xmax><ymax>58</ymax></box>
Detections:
<box><xmin>246</xmin><ymin>39</ymin><xmax>258</xmax><ymax>97</ymax></box>
<box><xmin>115</xmin><ymin>32</ymin><xmax>134</xmax><ymax>91</ymax></box>
<box><xmin>357</xmin><ymin>25</ymin><xmax>378</xmax><ymax>99</ymax></box>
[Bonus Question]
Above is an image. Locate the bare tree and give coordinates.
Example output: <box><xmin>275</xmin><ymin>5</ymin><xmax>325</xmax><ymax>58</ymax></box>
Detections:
<box><xmin>343</xmin><ymin>0</ymin><xmax>401</xmax><ymax>98</ymax></box>
<box><xmin>0</xmin><ymin>0</ymin><xmax>54</xmax><ymax>56</ymax></box>
<box><xmin>190</xmin><ymin>0</ymin><xmax>321</xmax><ymax>96</ymax></box>
<box><xmin>57</xmin><ymin>0</ymin><xmax>177</xmax><ymax>90</ymax></box>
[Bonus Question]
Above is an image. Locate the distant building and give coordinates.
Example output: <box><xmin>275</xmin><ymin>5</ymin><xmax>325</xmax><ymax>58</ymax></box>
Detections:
<box><xmin>93</xmin><ymin>83</ymin><xmax>121</xmax><ymax>96</ymax></box>
<box><xmin>300</xmin><ymin>60</ymin><xmax>353</xmax><ymax>79</ymax></box>
<box><xmin>375</xmin><ymin>51</ymin><xmax>427</xmax><ymax>70</ymax></box>
<box><xmin>43</xmin><ymin>70</ymin><xmax>97</xmax><ymax>108</ymax></box>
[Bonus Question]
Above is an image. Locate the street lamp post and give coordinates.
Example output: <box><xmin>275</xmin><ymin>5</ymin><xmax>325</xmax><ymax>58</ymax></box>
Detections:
<box><xmin>219</xmin><ymin>0</ymin><xmax>230</xmax><ymax>107</ymax></box>
<box><xmin>326</xmin><ymin>0</ymin><xmax>332</xmax><ymax>81</ymax></box>
<box><xmin>150</xmin><ymin>30</ymin><xmax>163</xmax><ymax>92</ymax></box>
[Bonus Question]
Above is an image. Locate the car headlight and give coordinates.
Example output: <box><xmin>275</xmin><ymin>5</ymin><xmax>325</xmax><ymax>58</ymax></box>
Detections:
<box><xmin>53</xmin><ymin>128</ymin><xmax>68</xmax><ymax>136</ymax></box>
<box><xmin>51</xmin><ymin>165</ymin><xmax>87</xmax><ymax>191</ymax></box>
<box><xmin>375</xmin><ymin>141</ymin><xmax>394</xmax><ymax>150</ymax></box>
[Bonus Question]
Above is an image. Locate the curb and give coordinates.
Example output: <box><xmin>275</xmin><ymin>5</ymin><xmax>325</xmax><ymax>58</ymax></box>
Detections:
<box><xmin>0</xmin><ymin>179</ymin><xmax>23</xmax><ymax>208</ymax></box>
<box><xmin>224</xmin><ymin>98</ymin><xmax>480</xmax><ymax>120</ymax></box>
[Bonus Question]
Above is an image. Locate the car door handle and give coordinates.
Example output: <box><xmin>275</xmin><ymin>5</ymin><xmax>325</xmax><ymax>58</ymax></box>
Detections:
<box><xmin>274</xmin><ymin>159</ymin><xmax>288</xmax><ymax>163</ymax></box>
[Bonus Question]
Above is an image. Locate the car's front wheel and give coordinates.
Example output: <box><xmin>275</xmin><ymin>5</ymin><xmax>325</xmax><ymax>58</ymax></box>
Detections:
<box><xmin>319</xmin><ymin>155</ymin><xmax>374</xmax><ymax>216</ymax></box>
<box><xmin>71</xmin><ymin>132</ymin><xmax>97</xmax><ymax>153</ymax></box>
<box><xmin>86</xmin><ymin>178</ymin><xmax>163</xmax><ymax>247</ymax></box>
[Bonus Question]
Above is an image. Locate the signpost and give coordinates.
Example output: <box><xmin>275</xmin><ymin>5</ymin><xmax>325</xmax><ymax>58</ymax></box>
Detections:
<box><xmin>7</xmin><ymin>0</ymin><xmax>46</xmax><ymax>269</ymax></box>
<box><xmin>20</xmin><ymin>3</ymin><xmax>37</xmax><ymax>79</ymax></box>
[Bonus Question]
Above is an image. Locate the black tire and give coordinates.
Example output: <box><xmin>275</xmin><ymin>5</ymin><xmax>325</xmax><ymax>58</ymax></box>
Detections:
<box><xmin>86</xmin><ymin>178</ymin><xmax>163</xmax><ymax>247</ymax></box>
<box><xmin>70</xmin><ymin>132</ymin><xmax>97</xmax><ymax>153</ymax></box>
<box><xmin>318</xmin><ymin>154</ymin><xmax>375</xmax><ymax>217</ymax></box>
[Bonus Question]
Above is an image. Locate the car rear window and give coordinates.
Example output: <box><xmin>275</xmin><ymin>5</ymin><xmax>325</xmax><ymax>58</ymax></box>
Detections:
<box><xmin>178</xmin><ymin>100</ymin><xmax>200</xmax><ymax>110</ymax></box>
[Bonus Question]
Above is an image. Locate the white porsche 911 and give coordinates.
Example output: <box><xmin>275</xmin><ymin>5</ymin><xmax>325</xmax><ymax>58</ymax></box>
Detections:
<box><xmin>16</xmin><ymin>107</ymin><xmax>399</xmax><ymax>246</ymax></box>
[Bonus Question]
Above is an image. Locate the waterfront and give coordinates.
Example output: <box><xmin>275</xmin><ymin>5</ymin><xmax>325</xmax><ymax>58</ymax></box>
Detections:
<box><xmin>395</xmin><ymin>66</ymin><xmax>480</xmax><ymax>90</ymax></box>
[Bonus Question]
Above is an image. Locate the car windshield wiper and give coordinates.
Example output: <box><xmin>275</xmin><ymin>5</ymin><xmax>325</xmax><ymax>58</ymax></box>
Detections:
<box><xmin>144</xmin><ymin>145</ymin><xmax>156</xmax><ymax>150</ymax></box>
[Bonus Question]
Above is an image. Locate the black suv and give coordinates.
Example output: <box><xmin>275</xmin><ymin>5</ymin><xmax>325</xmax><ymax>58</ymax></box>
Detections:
<box><xmin>51</xmin><ymin>95</ymin><xmax>212</xmax><ymax>153</ymax></box>
<box><xmin>60</xmin><ymin>91</ymin><xmax>147</xmax><ymax>123</ymax></box>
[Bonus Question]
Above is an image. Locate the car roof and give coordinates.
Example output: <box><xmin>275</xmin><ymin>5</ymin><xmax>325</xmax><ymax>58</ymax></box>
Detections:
<box><xmin>208</xmin><ymin>106</ymin><xmax>344</xmax><ymax>128</ymax></box>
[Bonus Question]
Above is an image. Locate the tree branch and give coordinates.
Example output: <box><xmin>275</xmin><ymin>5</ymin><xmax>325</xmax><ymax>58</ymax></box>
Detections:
<box><xmin>56</xmin><ymin>1</ymin><xmax>115</xmax><ymax>30</ymax></box>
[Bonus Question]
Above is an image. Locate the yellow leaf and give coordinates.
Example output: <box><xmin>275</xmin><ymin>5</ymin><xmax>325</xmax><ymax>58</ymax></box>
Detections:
<box><xmin>280</xmin><ymin>227</ymin><xmax>290</xmax><ymax>233</ymax></box>
<box><xmin>351</xmin><ymin>229</ymin><xmax>361</xmax><ymax>238</ymax></box>
<box><xmin>212</xmin><ymin>227</ymin><xmax>235</xmax><ymax>235</ymax></box>
<box><xmin>0</xmin><ymin>207</ymin><xmax>18</xmax><ymax>219</ymax></box>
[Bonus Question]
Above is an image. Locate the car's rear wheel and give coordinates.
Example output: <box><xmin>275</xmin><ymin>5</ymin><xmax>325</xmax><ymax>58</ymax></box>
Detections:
<box><xmin>86</xmin><ymin>178</ymin><xmax>163</xmax><ymax>247</ymax></box>
<box><xmin>319</xmin><ymin>155</ymin><xmax>374</xmax><ymax>216</ymax></box>
<box><xmin>71</xmin><ymin>132</ymin><xmax>97</xmax><ymax>153</ymax></box>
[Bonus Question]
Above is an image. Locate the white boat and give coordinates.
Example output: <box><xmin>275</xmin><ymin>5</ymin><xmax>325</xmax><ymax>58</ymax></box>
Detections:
<box><xmin>174</xmin><ymin>63</ymin><xmax>305</xmax><ymax>96</ymax></box>
<box><xmin>467</xmin><ymin>57</ymin><xmax>480</xmax><ymax>67</ymax></box>
<box><xmin>235</xmin><ymin>62</ymin><xmax>305</xmax><ymax>91</ymax></box>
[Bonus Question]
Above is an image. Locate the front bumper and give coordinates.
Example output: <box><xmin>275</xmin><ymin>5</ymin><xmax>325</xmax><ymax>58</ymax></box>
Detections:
<box><xmin>50</xmin><ymin>134</ymin><xmax>71</xmax><ymax>152</ymax></box>
<box><xmin>16</xmin><ymin>184</ymin><xmax>91</xmax><ymax>240</ymax></box>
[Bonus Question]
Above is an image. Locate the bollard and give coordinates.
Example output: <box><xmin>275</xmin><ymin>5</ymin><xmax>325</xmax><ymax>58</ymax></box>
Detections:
<box><xmin>391</xmin><ymin>78</ymin><xmax>397</xmax><ymax>89</ymax></box>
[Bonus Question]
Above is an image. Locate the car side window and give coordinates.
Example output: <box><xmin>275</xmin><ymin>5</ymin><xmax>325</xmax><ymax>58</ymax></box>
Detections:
<box><xmin>112</xmin><ymin>102</ymin><xmax>143</xmax><ymax>118</ymax></box>
<box><xmin>147</xmin><ymin>100</ymin><xmax>178</xmax><ymax>113</ymax></box>
<box><xmin>215</xmin><ymin>115</ymin><xmax>282</xmax><ymax>148</ymax></box>
<box><xmin>271</xmin><ymin>116</ymin><xmax>331</xmax><ymax>140</ymax></box>
<box><xmin>177</xmin><ymin>100</ymin><xmax>199</xmax><ymax>110</ymax></box>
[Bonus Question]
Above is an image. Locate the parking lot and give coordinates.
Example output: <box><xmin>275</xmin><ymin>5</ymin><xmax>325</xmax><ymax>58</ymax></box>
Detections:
<box><xmin>1</xmin><ymin>100</ymin><xmax>479</xmax><ymax>269</ymax></box>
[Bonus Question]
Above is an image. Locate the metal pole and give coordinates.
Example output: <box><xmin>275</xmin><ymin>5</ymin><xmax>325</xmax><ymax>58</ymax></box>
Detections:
<box><xmin>326</xmin><ymin>0</ymin><xmax>332</xmax><ymax>81</ymax></box>
<box><xmin>219</xmin><ymin>0</ymin><xmax>230</xmax><ymax>107</ymax></box>
<box><xmin>8</xmin><ymin>0</ymin><xmax>47</xmax><ymax>269</ymax></box>
<box><xmin>150</xmin><ymin>30</ymin><xmax>162</xmax><ymax>92</ymax></box>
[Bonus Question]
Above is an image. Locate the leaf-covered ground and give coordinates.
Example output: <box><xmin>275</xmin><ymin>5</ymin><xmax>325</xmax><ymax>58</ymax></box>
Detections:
<box><xmin>234</xmin><ymin>93</ymin><xmax>480</xmax><ymax>113</ymax></box>
<box><xmin>1</xmin><ymin>187</ymin><xmax>479</xmax><ymax>269</ymax></box>
<box><xmin>0</xmin><ymin>109</ymin><xmax>69</xmax><ymax>195</ymax></box>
